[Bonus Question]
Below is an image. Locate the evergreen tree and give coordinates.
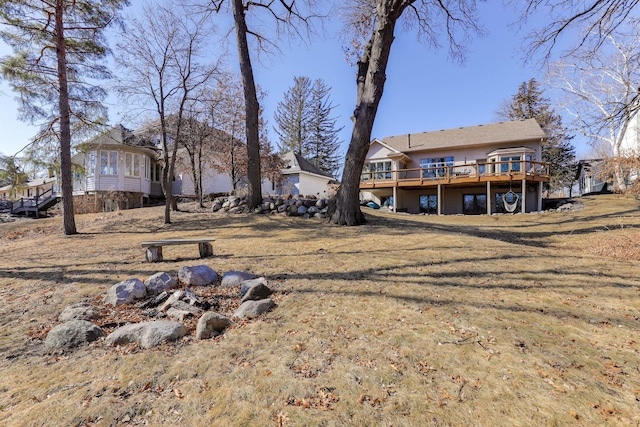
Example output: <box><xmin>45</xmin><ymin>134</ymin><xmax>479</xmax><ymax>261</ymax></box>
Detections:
<box><xmin>274</xmin><ymin>76</ymin><xmax>343</xmax><ymax>177</ymax></box>
<box><xmin>0</xmin><ymin>0</ymin><xmax>129</xmax><ymax>234</ymax></box>
<box><xmin>499</xmin><ymin>78</ymin><xmax>576</xmax><ymax>192</ymax></box>
<box><xmin>307</xmin><ymin>79</ymin><xmax>343</xmax><ymax>178</ymax></box>
<box><xmin>274</xmin><ymin>76</ymin><xmax>312</xmax><ymax>156</ymax></box>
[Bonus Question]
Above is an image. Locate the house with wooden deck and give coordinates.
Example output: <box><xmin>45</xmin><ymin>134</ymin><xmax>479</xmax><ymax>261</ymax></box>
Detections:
<box><xmin>360</xmin><ymin>119</ymin><xmax>550</xmax><ymax>215</ymax></box>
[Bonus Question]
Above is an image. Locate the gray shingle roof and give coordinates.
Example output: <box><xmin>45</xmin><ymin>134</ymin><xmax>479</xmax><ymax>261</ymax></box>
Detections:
<box><xmin>380</xmin><ymin>119</ymin><xmax>547</xmax><ymax>153</ymax></box>
<box><xmin>281</xmin><ymin>151</ymin><xmax>334</xmax><ymax>178</ymax></box>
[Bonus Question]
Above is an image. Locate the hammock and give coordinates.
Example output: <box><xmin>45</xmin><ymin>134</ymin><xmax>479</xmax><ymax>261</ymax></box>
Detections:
<box><xmin>502</xmin><ymin>190</ymin><xmax>520</xmax><ymax>213</ymax></box>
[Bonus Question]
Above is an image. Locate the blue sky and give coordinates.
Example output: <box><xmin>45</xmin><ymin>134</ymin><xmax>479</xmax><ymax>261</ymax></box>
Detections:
<box><xmin>0</xmin><ymin>3</ymin><xmax>591</xmax><ymax>164</ymax></box>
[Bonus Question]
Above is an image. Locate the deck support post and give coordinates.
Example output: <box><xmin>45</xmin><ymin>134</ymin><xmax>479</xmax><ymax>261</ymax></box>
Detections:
<box><xmin>437</xmin><ymin>184</ymin><xmax>442</xmax><ymax>215</ymax></box>
<box><xmin>486</xmin><ymin>181</ymin><xmax>491</xmax><ymax>215</ymax></box>
<box><xmin>538</xmin><ymin>181</ymin><xmax>543</xmax><ymax>212</ymax></box>
<box><xmin>521</xmin><ymin>179</ymin><xmax>526</xmax><ymax>214</ymax></box>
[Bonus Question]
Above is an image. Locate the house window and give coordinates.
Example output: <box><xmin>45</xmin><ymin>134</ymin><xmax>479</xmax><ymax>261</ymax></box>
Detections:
<box><xmin>419</xmin><ymin>195</ymin><xmax>437</xmax><ymax>214</ymax></box>
<box><xmin>100</xmin><ymin>150</ymin><xmax>118</xmax><ymax>175</ymax></box>
<box><xmin>86</xmin><ymin>151</ymin><xmax>96</xmax><ymax>177</ymax></box>
<box><xmin>362</xmin><ymin>161</ymin><xmax>392</xmax><ymax>180</ymax></box>
<box><xmin>463</xmin><ymin>194</ymin><xmax>487</xmax><ymax>215</ymax></box>
<box><xmin>421</xmin><ymin>157</ymin><xmax>454</xmax><ymax>178</ymax></box>
<box><xmin>150</xmin><ymin>163</ymin><xmax>162</xmax><ymax>182</ymax></box>
<box><xmin>125</xmin><ymin>153</ymin><xmax>141</xmax><ymax>177</ymax></box>
<box><xmin>500</xmin><ymin>156</ymin><xmax>521</xmax><ymax>173</ymax></box>
<box><xmin>144</xmin><ymin>157</ymin><xmax>150</xmax><ymax>179</ymax></box>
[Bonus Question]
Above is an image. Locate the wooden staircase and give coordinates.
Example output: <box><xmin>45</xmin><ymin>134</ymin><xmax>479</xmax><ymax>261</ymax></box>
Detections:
<box><xmin>11</xmin><ymin>187</ymin><xmax>61</xmax><ymax>218</ymax></box>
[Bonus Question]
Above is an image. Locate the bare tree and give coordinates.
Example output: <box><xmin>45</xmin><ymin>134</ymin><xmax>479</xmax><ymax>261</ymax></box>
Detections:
<box><xmin>329</xmin><ymin>0</ymin><xmax>484</xmax><ymax>225</ymax></box>
<box><xmin>207</xmin><ymin>0</ymin><xmax>321</xmax><ymax>210</ymax></box>
<box><xmin>115</xmin><ymin>1</ymin><xmax>218</xmax><ymax>224</ymax></box>
<box><xmin>0</xmin><ymin>0</ymin><xmax>128</xmax><ymax>235</ymax></box>
<box><xmin>547</xmin><ymin>33</ymin><xmax>640</xmax><ymax>190</ymax></box>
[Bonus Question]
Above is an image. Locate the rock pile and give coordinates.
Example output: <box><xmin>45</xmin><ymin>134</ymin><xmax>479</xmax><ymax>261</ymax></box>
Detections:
<box><xmin>212</xmin><ymin>195</ymin><xmax>331</xmax><ymax>218</ymax></box>
<box><xmin>45</xmin><ymin>267</ymin><xmax>277</xmax><ymax>351</ymax></box>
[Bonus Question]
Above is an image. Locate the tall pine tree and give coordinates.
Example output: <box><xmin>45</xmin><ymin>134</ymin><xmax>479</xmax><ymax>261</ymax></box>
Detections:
<box><xmin>499</xmin><ymin>78</ymin><xmax>576</xmax><ymax>193</ymax></box>
<box><xmin>274</xmin><ymin>76</ymin><xmax>342</xmax><ymax>177</ymax></box>
<box><xmin>308</xmin><ymin>79</ymin><xmax>343</xmax><ymax>178</ymax></box>
<box><xmin>0</xmin><ymin>0</ymin><xmax>129</xmax><ymax>234</ymax></box>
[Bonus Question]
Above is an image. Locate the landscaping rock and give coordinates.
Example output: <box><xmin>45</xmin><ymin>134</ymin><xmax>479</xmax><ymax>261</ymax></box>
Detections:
<box><xmin>221</xmin><ymin>270</ymin><xmax>258</xmax><ymax>288</ymax></box>
<box><xmin>105</xmin><ymin>278</ymin><xmax>147</xmax><ymax>306</ymax></box>
<box><xmin>144</xmin><ymin>272</ymin><xmax>177</xmax><ymax>294</ymax></box>
<box><xmin>45</xmin><ymin>320</ymin><xmax>104</xmax><ymax>350</ymax></box>
<box><xmin>105</xmin><ymin>320</ymin><xmax>188</xmax><ymax>349</ymax></box>
<box><xmin>240</xmin><ymin>277</ymin><xmax>268</xmax><ymax>296</ymax></box>
<box><xmin>178</xmin><ymin>265</ymin><xmax>218</xmax><ymax>286</ymax></box>
<box><xmin>240</xmin><ymin>282</ymin><xmax>273</xmax><ymax>304</ymax></box>
<box><xmin>58</xmin><ymin>302</ymin><xmax>100</xmax><ymax>322</ymax></box>
<box><xmin>195</xmin><ymin>312</ymin><xmax>233</xmax><ymax>339</ymax></box>
<box><xmin>233</xmin><ymin>298</ymin><xmax>276</xmax><ymax>319</ymax></box>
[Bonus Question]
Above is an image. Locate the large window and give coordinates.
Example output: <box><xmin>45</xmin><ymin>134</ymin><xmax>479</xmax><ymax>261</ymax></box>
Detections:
<box><xmin>421</xmin><ymin>157</ymin><xmax>454</xmax><ymax>178</ymax></box>
<box><xmin>500</xmin><ymin>156</ymin><xmax>521</xmax><ymax>173</ymax></box>
<box><xmin>125</xmin><ymin>153</ymin><xmax>141</xmax><ymax>177</ymax></box>
<box><xmin>419</xmin><ymin>195</ymin><xmax>437</xmax><ymax>214</ymax></box>
<box><xmin>100</xmin><ymin>151</ymin><xmax>118</xmax><ymax>175</ymax></box>
<box><xmin>86</xmin><ymin>151</ymin><xmax>96</xmax><ymax>177</ymax></box>
<box><xmin>362</xmin><ymin>161</ymin><xmax>392</xmax><ymax>180</ymax></box>
<box><xmin>150</xmin><ymin>163</ymin><xmax>162</xmax><ymax>182</ymax></box>
<box><xmin>463</xmin><ymin>194</ymin><xmax>487</xmax><ymax>215</ymax></box>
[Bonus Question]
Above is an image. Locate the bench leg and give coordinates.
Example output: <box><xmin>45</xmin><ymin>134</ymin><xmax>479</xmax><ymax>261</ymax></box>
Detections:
<box><xmin>146</xmin><ymin>246</ymin><xmax>163</xmax><ymax>262</ymax></box>
<box><xmin>198</xmin><ymin>242</ymin><xmax>213</xmax><ymax>258</ymax></box>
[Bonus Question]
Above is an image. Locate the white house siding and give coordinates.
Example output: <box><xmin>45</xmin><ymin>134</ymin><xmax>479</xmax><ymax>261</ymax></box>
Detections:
<box><xmin>619</xmin><ymin>112</ymin><xmax>639</xmax><ymax>154</ymax></box>
<box><xmin>97</xmin><ymin>176</ymin><xmax>119</xmax><ymax>192</ymax></box>
<box><xmin>367</xmin><ymin>143</ymin><xmax>396</xmax><ymax>161</ymax></box>
<box><xmin>124</xmin><ymin>177</ymin><xmax>142</xmax><ymax>193</ymax></box>
<box><xmin>179</xmin><ymin>170</ymin><xmax>234</xmax><ymax>196</ymax></box>
<box><xmin>298</xmin><ymin>174</ymin><xmax>334</xmax><ymax>198</ymax></box>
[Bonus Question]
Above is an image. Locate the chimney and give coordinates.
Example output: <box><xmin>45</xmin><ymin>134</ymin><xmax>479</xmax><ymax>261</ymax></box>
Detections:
<box><xmin>407</xmin><ymin>133</ymin><xmax>411</xmax><ymax>148</ymax></box>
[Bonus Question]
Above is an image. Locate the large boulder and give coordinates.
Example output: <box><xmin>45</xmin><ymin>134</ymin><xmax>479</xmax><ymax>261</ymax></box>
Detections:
<box><xmin>221</xmin><ymin>270</ymin><xmax>258</xmax><ymax>288</ymax></box>
<box><xmin>45</xmin><ymin>320</ymin><xmax>104</xmax><ymax>350</ymax></box>
<box><xmin>145</xmin><ymin>272</ymin><xmax>177</xmax><ymax>295</ymax></box>
<box><xmin>240</xmin><ymin>281</ymin><xmax>273</xmax><ymax>303</ymax></box>
<box><xmin>58</xmin><ymin>302</ymin><xmax>100</xmax><ymax>322</ymax></box>
<box><xmin>105</xmin><ymin>320</ymin><xmax>188</xmax><ymax>349</ymax></box>
<box><xmin>105</xmin><ymin>279</ymin><xmax>147</xmax><ymax>306</ymax></box>
<box><xmin>233</xmin><ymin>298</ymin><xmax>276</xmax><ymax>319</ymax></box>
<box><xmin>195</xmin><ymin>312</ymin><xmax>233</xmax><ymax>340</ymax></box>
<box><xmin>178</xmin><ymin>265</ymin><xmax>218</xmax><ymax>286</ymax></box>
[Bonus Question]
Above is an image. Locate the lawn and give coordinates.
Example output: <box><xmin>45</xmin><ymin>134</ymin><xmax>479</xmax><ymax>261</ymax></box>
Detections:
<box><xmin>0</xmin><ymin>194</ymin><xmax>639</xmax><ymax>426</ymax></box>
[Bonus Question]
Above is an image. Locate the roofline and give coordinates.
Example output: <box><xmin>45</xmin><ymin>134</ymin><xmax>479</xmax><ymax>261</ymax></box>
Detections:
<box><xmin>370</xmin><ymin>138</ymin><xmax>403</xmax><ymax>154</ymax></box>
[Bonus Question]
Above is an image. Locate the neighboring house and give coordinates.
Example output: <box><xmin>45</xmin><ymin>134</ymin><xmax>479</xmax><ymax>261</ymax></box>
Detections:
<box><xmin>360</xmin><ymin>119</ymin><xmax>550</xmax><ymax>215</ymax></box>
<box><xmin>574</xmin><ymin>159</ymin><xmax>610</xmax><ymax>195</ymax></box>
<box><xmin>71</xmin><ymin>125</ymin><xmax>162</xmax><ymax>211</ymax></box>
<box><xmin>0</xmin><ymin>176</ymin><xmax>57</xmax><ymax>201</ymax></box>
<box><xmin>172</xmin><ymin>146</ymin><xmax>233</xmax><ymax>197</ymax></box>
<box><xmin>271</xmin><ymin>151</ymin><xmax>337</xmax><ymax>197</ymax></box>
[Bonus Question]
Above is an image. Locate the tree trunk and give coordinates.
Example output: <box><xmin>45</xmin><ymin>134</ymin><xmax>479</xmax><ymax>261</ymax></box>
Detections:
<box><xmin>232</xmin><ymin>0</ymin><xmax>261</xmax><ymax>209</ymax></box>
<box><xmin>328</xmin><ymin>3</ymin><xmax>400</xmax><ymax>225</ymax></box>
<box><xmin>55</xmin><ymin>0</ymin><xmax>77</xmax><ymax>235</ymax></box>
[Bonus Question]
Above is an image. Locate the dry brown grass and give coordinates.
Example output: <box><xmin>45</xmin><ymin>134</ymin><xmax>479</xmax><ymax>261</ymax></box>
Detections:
<box><xmin>1</xmin><ymin>194</ymin><xmax>639</xmax><ymax>426</ymax></box>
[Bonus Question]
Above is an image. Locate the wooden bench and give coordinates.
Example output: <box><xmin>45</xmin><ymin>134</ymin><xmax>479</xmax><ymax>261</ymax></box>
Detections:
<box><xmin>141</xmin><ymin>238</ymin><xmax>215</xmax><ymax>262</ymax></box>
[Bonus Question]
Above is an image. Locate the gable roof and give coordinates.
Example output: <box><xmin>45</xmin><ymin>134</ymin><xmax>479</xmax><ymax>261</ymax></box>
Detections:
<box><xmin>379</xmin><ymin>119</ymin><xmax>547</xmax><ymax>153</ymax></box>
<box><xmin>281</xmin><ymin>151</ymin><xmax>334</xmax><ymax>179</ymax></box>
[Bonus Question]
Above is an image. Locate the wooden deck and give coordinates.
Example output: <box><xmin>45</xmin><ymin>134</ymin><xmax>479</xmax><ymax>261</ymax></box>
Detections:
<box><xmin>360</xmin><ymin>161</ymin><xmax>550</xmax><ymax>190</ymax></box>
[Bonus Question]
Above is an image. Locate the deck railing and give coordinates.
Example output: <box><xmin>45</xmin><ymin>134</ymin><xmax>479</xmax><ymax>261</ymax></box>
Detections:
<box><xmin>360</xmin><ymin>160</ymin><xmax>550</xmax><ymax>186</ymax></box>
<box><xmin>11</xmin><ymin>186</ymin><xmax>59</xmax><ymax>213</ymax></box>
